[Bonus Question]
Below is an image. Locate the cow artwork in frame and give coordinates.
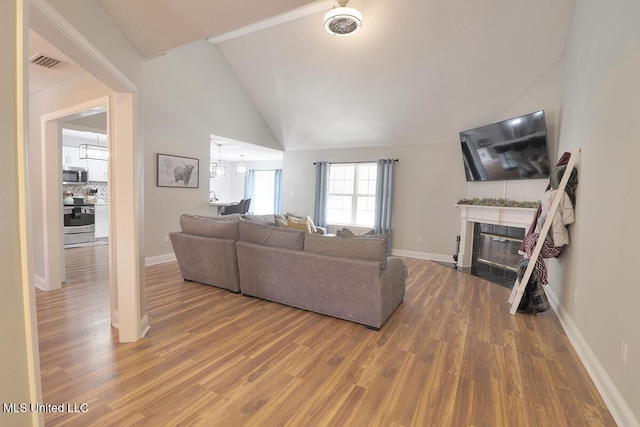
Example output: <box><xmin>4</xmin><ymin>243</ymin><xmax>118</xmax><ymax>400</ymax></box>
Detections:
<box><xmin>157</xmin><ymin>153</ymin><xmax>199</xmax><ymax>188</ymax></box>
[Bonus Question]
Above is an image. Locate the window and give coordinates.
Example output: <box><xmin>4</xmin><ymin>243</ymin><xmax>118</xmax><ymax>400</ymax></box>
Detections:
<box><xmin>252</xmin><ymin>170</ymin><xmax>276</xmax><ymax>214</ymax></box>
<box><xmin>327</xmin><ymin>163</ymin><xmax>377</xmax><ymax>227</ymax></box>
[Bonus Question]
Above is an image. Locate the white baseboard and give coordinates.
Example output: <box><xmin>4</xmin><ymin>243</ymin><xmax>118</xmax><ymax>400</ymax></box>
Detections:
<box><xmin>148</xmin><ymin>249</ymin><xmax>451</xmax><ymax>266</ymax></box>
<box><xmin>390</xmin><ymin>249</ymin><xmax>455</xmax><ymax>264</ymax></box>
<box><xmin>139</xmin><ymin>313</ymin><xmax>150</xmax><ymax>338</ymax></box>
<box><xmin>545</xmin><ymin>287</ymin><xmax>639</xmax><ymax>427</ymax></box>
<box><xmin>111</xmin><ymin>310</ymin><xmax>118</xmax><ymax>329</ymax></box>
<box><xmin>110</xmin><ymin>310</ymin><xmax>151</xmax><ymax>339</ymax></box>
<box><xmin>34</xmin><ymin>274</ymin><xmax>47</xmax><ymax>291</ymax></box>
<box><xmin>145</xmin><ymin>252</ymin><xmax>176</xmax><ymax>266</ymax></box>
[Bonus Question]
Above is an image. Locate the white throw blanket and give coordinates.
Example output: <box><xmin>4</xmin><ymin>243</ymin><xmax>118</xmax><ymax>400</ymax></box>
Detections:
<box><xmin>536</xmin><ymin>189</ymin><xmax>575</xmax><ymax>247</ymax></box>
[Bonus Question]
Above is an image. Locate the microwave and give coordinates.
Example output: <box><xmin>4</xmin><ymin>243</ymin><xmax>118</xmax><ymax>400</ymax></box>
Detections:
<box><xmin>62</xmin><ymin>167</ymin><xmax>89</xmax><ymax>184</ymax></box>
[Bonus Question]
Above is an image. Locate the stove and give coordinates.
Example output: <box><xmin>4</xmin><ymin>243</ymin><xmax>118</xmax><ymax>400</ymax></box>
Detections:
<box><xmin>63</xmin><ymin>205</ymin><xmax>95</xmax><ymax>245</ymax></box>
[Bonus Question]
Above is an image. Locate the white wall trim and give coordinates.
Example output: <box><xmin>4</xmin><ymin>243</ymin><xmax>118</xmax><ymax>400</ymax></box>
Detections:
<box><xmin>208</xmin><ymin>1</ymin><xmax>334</xmax><ymax>44</ymax></box>
<box><xmin>145</xmin><ymin>253</ymin><xmax>176</xmax><ymax>266</ymax></box>
<box><xmin>111</xmin><ymin>310</ymin><xmax>119</xmax><ymax>329</ymax></box>
<box><xmin>34</xmin><ymin>274</ymin><xmax>47</xmax><ymax>291</ymax></box>
<box><xmin>391</xmin><ymin>249</ymin><xmax>454</xmax><ymax>264</ymax></box>
<box><xmin>139</xmin><ymin>314</ymin><xmax>150</xmax><ymax>338</ymax></box>
<box><xmin>546</xmin><ymin>287</ymin><xmax>640</xmax><ymax>427</ymax></box>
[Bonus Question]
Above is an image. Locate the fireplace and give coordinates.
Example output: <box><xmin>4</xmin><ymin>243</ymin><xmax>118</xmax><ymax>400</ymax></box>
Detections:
<box><xmin>456</xmin><ymin>204</ymin><xmax>536</xmax><ymax>287</ymax></box>
<box><xmin>471</xmin><ymin>223</ymin><xmax>525</xmax><ymax>287</ymax></box>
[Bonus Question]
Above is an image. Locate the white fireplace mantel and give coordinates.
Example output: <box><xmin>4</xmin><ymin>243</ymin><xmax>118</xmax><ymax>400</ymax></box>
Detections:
<box><xmin>456</xmin><ymin>204</ymin><xmax>537</xmax><ymax>268</ymax></box>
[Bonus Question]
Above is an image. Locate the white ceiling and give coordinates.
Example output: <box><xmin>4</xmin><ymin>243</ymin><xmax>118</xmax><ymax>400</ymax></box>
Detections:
<box><xmin>31</xmin><ymin>0</ymin><xmax>576</xmax><ymax>155</ymax></box>
<box><xmin>28</xmin><ymin>29</ymin><xmax>85</xmax><ymax>94</ymax></box>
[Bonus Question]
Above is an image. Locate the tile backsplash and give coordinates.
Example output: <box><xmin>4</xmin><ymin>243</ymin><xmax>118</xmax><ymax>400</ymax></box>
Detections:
<box><xmin>63</xmin><ymin>182</ymin><xmax>108</xmax><ymax>203</ymax></box>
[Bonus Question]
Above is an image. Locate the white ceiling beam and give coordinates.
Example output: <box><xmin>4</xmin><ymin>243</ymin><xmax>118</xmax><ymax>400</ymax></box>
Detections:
<box><xmin>208</xmin><ymin>0</ymin><xmax>334</xmax><ymax>44</ymax></box>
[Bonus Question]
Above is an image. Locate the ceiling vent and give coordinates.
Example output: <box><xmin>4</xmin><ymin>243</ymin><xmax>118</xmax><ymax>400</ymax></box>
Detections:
<box><xmin>29</xmin><ymin>53</ymin><xmax>61</xmax><ymax>68</ymax></box>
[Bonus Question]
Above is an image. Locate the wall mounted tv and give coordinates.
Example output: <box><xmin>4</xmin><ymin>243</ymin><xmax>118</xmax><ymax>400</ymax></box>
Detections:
<box><xmin>459</xmin><ymin>110</ymin><xmax>551</xmax><ymax>182</ymax></box>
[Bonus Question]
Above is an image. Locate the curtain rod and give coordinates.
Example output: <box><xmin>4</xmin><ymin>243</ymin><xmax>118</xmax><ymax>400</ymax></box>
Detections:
<box><xmin>313</xmin><ymin>159</ymin><xmax>399</xmax><ymax>165</ymax></box>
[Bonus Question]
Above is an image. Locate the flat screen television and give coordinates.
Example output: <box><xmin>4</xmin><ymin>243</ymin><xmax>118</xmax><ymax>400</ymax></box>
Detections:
<box><xmin>459</xmin><ymin>110</ymin><xmax>551</xmax><ymax>181</ymax></box>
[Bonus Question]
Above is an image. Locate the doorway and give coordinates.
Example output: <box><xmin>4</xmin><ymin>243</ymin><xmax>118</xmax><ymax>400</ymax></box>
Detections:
<box><xmin>31</xmin><ymin>0</ymin><xmax>145</xmax><ymax>343</ymax></box>
<box><xmin>60</xmin><ymin>107</ymin><xmax>110</xmax><ymax>282</ymax></box>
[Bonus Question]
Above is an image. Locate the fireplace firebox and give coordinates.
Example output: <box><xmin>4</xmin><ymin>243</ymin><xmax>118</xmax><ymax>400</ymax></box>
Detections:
<box><xmin>471</xmin><ymin>223</ymin><xmax>524</xmax><ymax>287</ymax></box>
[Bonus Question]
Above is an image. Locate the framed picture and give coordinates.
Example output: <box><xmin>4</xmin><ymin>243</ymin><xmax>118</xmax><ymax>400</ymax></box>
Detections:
<box><xmin>157</xmin><ymin>153</ymin><xmax>199</xmax><ymax>188</ymax></box>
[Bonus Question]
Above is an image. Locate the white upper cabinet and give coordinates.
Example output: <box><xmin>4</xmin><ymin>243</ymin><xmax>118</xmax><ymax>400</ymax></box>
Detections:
<box><xmin>62</xmin><ymin>128</ymin><xmax>108</xmax><ymax>182</ymax></box>
<box><xmin>62</xmin><ymin>145</ymin><xmax>87</xmax><ymax>168</ymax></box>
<box><xmin>88</xmin><ymin>159</ymin><xmax>108</xmax><ymax>182</ymax></box>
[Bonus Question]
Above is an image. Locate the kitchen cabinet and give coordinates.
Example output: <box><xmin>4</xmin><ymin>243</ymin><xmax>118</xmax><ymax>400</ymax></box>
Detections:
<box><xmin>94</xmin><ymin>204</ymin><xmax>109</xmax><ymax>238</ymax></box>
<box><xmin>62</xmin><ymin>145</ymin><xmax>87</xmax><ymax>168</ymax></box>
<box><xmin>88</xmin><ymin>159</ymin><xmax>108</xmax><ymax>182</ymax></box>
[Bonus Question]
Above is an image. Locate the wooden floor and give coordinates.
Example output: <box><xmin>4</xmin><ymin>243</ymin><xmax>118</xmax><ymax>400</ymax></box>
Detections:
<box><xmin>35</xmin><ymin>245</ymin><xmax>616</xmax><ymax>426</ymax></box>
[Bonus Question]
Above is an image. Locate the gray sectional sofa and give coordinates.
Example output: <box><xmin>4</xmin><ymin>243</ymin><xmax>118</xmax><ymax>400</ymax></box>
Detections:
<box><xmin>169</xmin><ymin>214</ymin><xmax>407</xmax><ymax>329</ymax></box>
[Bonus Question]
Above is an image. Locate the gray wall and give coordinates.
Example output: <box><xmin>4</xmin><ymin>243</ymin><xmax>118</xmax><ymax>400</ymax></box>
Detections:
<box><xmin>281</xmin><ymin>54</ymin><xmax>565</xmax><ymax>260</ymax></box>
<box><xmin>143</xmin><ymin>40</ymin><xmax>281</xmax><ymax>258</ymax></box>
<box><xmin>283</xmin><ymin>144</ymin><xmax>465</xmax><ymax>260</ymax></box>
<box><xmin>549</xmin><ymin>0</ymin><xmax>640</xmax><ymax>423</ymax></box>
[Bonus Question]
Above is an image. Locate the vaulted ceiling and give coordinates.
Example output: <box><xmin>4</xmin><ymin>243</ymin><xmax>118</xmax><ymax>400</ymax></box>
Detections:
<box><xmin>33</xmin><ymin>0</ymin><xmax>576</xmax><ymax>152</ymax></box>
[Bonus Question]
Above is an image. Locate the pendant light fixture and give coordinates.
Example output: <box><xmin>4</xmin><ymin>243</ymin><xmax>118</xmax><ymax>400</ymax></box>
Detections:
<box><xmin>79</xmin><ymin>133</ymin><xmax>108</xmax><ymax>161</ymax></box>
<box><xmin>214</xmin><ymin>143</ymin><xmax>226</xmax><ymax>177</ymax></box>
<box><xmin>324</xmin><ymin>0</ymin><xmax>362</xmax><ymax>36</ymax></box>
<box><xmin>235</xmin><ymin>155</ymin><xmax>248</xmax><ymax>175</ymax></box>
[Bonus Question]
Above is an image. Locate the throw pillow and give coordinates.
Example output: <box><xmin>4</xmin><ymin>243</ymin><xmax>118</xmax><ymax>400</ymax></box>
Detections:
<box><xmin>336</xmin><ymin>227</ymin><xmax>376</xmax><ymax>237</ymax></box>
<box><xmin>275</xmin><ymin>215</ymin><xmax>288</xmax><ymax>227</ymax></box>
<box><xmin>286</xmin><ymin>212</ymin><xmax>304</xmax><ymax>220</ymax></box>
<box><xmin>336</xmin><ymin>227</ymin><xmax>355</xmax><ymax>238</ymax></box>
<box><xmin>305</xmin><ymin>216</ymin><xmax>319</xmax><ymax>234</ymax></box>
<box><xmin>287</xmin><ymin>216</ymin><xmax>312</xmax><ymax>234</ymax></box>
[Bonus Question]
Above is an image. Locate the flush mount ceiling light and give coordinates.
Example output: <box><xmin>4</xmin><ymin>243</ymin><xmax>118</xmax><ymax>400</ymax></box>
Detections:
<box><xmin>324</xmin><ymin>0</ymin><xmax>362</xmax><ymax>36</ymax></box>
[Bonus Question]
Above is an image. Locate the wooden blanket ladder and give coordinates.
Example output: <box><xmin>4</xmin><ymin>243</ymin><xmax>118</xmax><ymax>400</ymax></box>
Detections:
<box><xmin>508</xmin><ymin>148</ymin><xmax>581</xmax><ymax>315</ymax></box>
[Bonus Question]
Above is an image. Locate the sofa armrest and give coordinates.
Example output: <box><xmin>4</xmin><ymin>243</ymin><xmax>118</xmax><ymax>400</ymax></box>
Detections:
<box><xmin>315</xmin><ymin>226</ymin><xmax>328</xmax><ymax>235</ymax></box>
<box><xmin>169</xmin><ymin>232</ymin><xmax>240</xmax><ymax>292</ymax></box>
<box><xmin>377</xmin><ymin>257</ymin><xmax>407</xmax><ymax>324</ymax></box>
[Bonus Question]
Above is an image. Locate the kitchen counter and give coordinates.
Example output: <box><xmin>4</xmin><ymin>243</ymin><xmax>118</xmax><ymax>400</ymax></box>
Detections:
<box><xmin>209</xmin><ymin>200</ymin><xmax>233</xmax><ymax>215</ymax></box>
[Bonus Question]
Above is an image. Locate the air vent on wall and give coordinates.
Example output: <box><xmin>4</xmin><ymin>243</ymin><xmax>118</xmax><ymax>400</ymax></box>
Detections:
<box><xmin>29</xmin><ymin>53</ymin><xmax>61</xmax><ymax>68</ymax></box>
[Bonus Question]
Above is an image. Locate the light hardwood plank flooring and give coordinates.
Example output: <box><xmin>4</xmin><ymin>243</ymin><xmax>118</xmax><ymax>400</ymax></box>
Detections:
<box><xmin>36</xmin><ymin>245</ymin><xmax>616</xmax><ymax>426</ymax></box>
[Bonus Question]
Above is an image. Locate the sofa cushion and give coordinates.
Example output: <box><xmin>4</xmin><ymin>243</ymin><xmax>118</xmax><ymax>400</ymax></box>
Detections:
<box><xmin>243</xmin><ymin>214</ymin><xmax>275</xmax><ymax>226</ymax></box>
<box><xmin>239</xmin><ymin>220</ymin><xmax>305</xmax><ymax>250</ymax></box>
<box><xmin>205</xmin><ymin>213</ymin><xmax>243</xmax><ymax>221</ymax></box>
<box><xmin>304</xmin><ymin>234</ymin><xmax>388</xmax><ymax>270</ymax></box>
<box><xmin>179</xmin><ymin>214</ymin><xmax>240</xmax><ymax>240</ymax></box>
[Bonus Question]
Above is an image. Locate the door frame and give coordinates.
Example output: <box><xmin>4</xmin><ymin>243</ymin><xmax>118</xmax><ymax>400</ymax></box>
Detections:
<box><xmin>30</xmin><ymin>0</ymin><xmax>146</xmax><ymax>342</ymax></box>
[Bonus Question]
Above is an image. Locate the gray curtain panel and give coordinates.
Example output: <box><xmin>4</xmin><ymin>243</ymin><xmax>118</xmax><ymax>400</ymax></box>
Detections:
<box><xmin>314</xmin><ymin>162</ymin><xmax>329</xmax><ymax>227</ymax></box>
<box><xmin>274</xmin><ymin>169</ymin><xmax>283</xmax><ymax>214</ymax></box>
<box><xmin>244</xmin><ymin>169</ymin><xmax>256</xmax><ymax>214</ymax></box>
<box><xmin>374</xmin><ymin>159</ymin><xmax>394</xmax><ymax>235</ymax></box>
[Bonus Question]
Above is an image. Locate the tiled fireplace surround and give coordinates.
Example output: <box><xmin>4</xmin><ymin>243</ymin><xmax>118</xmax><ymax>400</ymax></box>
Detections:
<box><xmin>456</xmin><ymin>205</ymin><xmax>537</xmax><ymax>287</ymax></box>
